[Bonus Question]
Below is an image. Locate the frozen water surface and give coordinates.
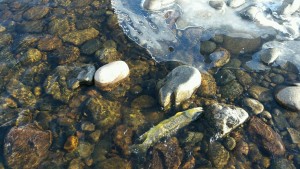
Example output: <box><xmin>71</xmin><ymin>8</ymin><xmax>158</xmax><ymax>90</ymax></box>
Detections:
<box><xmin>111</xmin><ymin>0</ymin><xmax>300</xmax><ymax>71</ymax></box>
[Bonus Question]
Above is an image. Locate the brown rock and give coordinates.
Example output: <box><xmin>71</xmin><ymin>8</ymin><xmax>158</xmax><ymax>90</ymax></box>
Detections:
<box><xmin>38</xmin><ymin>35</ymin><xmax>62</xmax><ymax>51</ymax></box>
<box><xmin>223</xmin><ymin>35</ymin><xmax>261</xmax><ymax>55</ymax></box>
<box><xmin>147</xmin><ymin>137</ymin><xmax>183</xmax><ymax>169</ymax></box>
<box><xmin>248</xmin><ymin>117</ymin><xmax>286</xmax><ymax>156</ymax></box>
<box><xmin>64</xmin><ymin>135</ymin><xmax>79</xmax><ymax>152</ymax></box>
<box><xmin>113</xmin><ymin>125</ymin><xmax>133</xmax><ymax>156</ymax></box>
<box><xmin>4</xmin><ymin>123</ymin><xmax>52</xmax><ymax>169</ymax></box>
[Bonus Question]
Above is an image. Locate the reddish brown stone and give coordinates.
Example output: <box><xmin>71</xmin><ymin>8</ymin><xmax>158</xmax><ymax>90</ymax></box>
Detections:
<box><xmin>147</xmin><ymin>137</ymin><xmax>183</xmax><ymax>169</ymax></box>
<box><xmin>4</xmin><ymin>123</ymin><xmax>52</xmax><ymax>169</ymax></box>
<box><xmin>248</xmin><ymin>117</ymin><xmax>286</xmax><ymax>156</ymax></box>
<box><xmin>113</xmin><ymin>125</ymin><xmax>133</xmax><ymax>156</ymax></box>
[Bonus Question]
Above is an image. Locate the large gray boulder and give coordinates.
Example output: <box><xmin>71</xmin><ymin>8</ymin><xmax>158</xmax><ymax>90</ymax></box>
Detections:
<box><xmin>157</xmin><ymin>65</ymin><xmax>201</xmax><ymax>109</ymax></box>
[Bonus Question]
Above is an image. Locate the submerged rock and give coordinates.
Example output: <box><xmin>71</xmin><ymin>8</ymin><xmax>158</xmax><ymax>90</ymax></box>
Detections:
<box><xmin>62</xmin><ymin>28</ymin><xmax>99</xmax><ymax>46</ymax></box>
<box><xmin>38</xmin><ymin>35</ymin><xmax>62</xmax><ymax>51</ymax></box>
<box><xmin>157</xmin><ymin>65</ymin><xmax>201</xmax><ymax>109</ymax></box>
<box><xmin>248</xmin><ymin>116</ymin><xmax>286</xmax><ymax>156</ymax></box>
<box><xmin>44</xmin><ymin>64</ymin><xmax>95</xmax><ymax>103</ymax></box>
<box><xmin>7</xmin><ymin>79</ymin><xmax>36</xmax><ymax>107</ymax></box>
<box><xmin>86</xmin><ymin>95</ymin><xmax>121</xmax><ymax>133</ymax></box>
<box><xmin>209</xmin><ymin>47</ymin><xmax>231</xmax><ymax>68</ymax></box>
<box><xmin>242</xmin><ymin>98</ymin><xmax>264</xmax><ymax>115</ymax></box>
<box><xmin>94</xmin><ymin>61</ymin><xmax>130</xmax><ymax>91</ymax></box>
<box><xmin>275</xmin><ymin>86</ymin><xmax>300</xmax><ymax>111</ymax></box>
<box><xmin>148</xmin><ymin>137</ymin><xmax>183</xmax><ymax>169</ymax></box>
<box><xmin>204</xmin><ymin>103</ymin><xmax>249</xmax><ymax>140</ymax></box>
<box><xmin>22</xmin><ymin>6</ymin><xmax>50</xmax><ymax>20</ymax></box>
<box><xmin>258</xmin><ymin>48</ymin><xmax>281</xmax><ymax>64</ymax></box>
<box><xmin>208</xmin><ymin>142</ymin><xmax>230</xmax><ymax>169</ymax></box>
<box><xmin>271</xmin><ymin>158</ymin><xmax>296</xmax><ymax>169</ymax></box>
<box><xmin>4</xmin><ymin>123</ymin><xmax>52</xmax><ymax>169</ymax></box>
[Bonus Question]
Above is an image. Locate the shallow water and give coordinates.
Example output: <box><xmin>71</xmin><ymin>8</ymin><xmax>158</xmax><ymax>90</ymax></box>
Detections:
<box><xmin>0</xmin><ymin>0</ymin><xmax>299</xmax><ymax>169</ymax></box>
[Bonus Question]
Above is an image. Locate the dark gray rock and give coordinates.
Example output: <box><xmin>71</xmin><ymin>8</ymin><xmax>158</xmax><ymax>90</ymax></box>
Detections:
<box><xmin>80</xmin><ymin>39</ymin><xmax>102</xmax><ymax>55</ymax></box>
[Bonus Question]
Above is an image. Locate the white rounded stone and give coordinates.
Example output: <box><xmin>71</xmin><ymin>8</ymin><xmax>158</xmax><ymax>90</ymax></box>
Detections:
<box><xmin>94</xmin><ymin>61</ymin><xmax>129</xmax><ymax>90</ymax></box>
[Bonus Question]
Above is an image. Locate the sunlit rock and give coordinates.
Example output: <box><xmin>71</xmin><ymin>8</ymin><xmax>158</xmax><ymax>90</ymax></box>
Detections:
<box><xmin>204</xmin><ymin>103</ymin><xmax>249</xmax><ymax>140</ymax></box>
<box><xmin>275</xmin><ymin>86</ymin><xmax>300</xmax><ymax>111</ymax></box>
<box><xmin>157</xmin><ymin>65</ymin><xmax>201</xmax><ymax>109</ymax></box>
<box><xmin>94</xmin><ymin>61</ymin><xmax>130</xmax><ymax>91</ymax></box>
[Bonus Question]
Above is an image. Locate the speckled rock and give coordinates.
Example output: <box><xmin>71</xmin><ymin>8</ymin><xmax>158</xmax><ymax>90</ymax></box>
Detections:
<box><xmin>7</xmin><ymin>79</ymin><xmax>36</xmax><ymax>107</ymax></box>
<box><xmin>148</xmin><ymin>137</ymin><xmax>183</xmax><ymax>169</ymax></box>
<box><xmin>48</xmin><ymin>18</ymin><xmax>70</xmax><ymax>36</ymax></box>
<box><xmin>0</xmin><ymin>33</ymin><xmax>12</xmax><ymax>48</ymax></box>
<box><xmin>94</xmin><ymin>61</ymin><xmax>130</xmax><ymax>91</ymax></box>
<box><xmin>122</xmin><ymin>107</ymin><xmax>145</xmax><ymax>130</ymax></box>
<box><xmin>80</xmin><ymin>39</ymin><xmax>102</xmax><ymax>55</ymax></box>
<box><xmin>38</xmin><ymin>35</ymin><xmax>62</xmax><ymax>51</ymax></box>
<box><xmin>51</xmin><ymin>45</ymin><xmax>80</xmax><ymax>64</ymax></box>
<box><xmin>68</xmin><ymin>158</ymin><xmax>85</xmax><ymax>169</ymax></box>
<box><xmin>248</xmin><ymin>117</ymin><xmax>286</xmax><ymax>156</ymax></box>
<box><xmin>23</xmin><ymin>6</ymin><xmax>50</xmax><ymax>20</ymax></box>
<box><xmin>0</xmin><ymin>25</ymin><xmax>5</xmax><ymax>33</ymax></box>
<box><xmin>235</xmin><ymin>70</ymin><xmax>252</xmax><ymax>87</ymax></box>
<box><xmin>96</xmin><ymin>47</ymin><xmax>123</xmax><ymax>64</ymax></box>
<box><xmin>44</xmin><ymin>64</ymin><xmax>95</xmax><ymax>103</ymax></box>
<box><xmin>131</xmin><ymin>95</ymin><xmax>156</xmax><ymax>109</ymax></box>
<box><xmin>62</xmin><ymin>28</ymin><xmax>99</xmax><ymax>46</ymax></box>
<box><xmin>157</xmin><ymin>65</ymin><xmax>201</xmax><ymax>109</ymax></box>
<box><xmin>95</xmin><ymin>157</ymin><xmax>131</xmax><ymax>169</ymax></box>
<box><xmin>209</xmin><ymin>48</ymin><xmax>231</xmax><ymax>68</ymax></box>
<box><xmin>271</xmin><ymin>158</ymin><xmax>296</xmax><ymax>169</ymax></box>
<box><xmin>77</xmin><ymin>141</ymin><xmax>94</xmax><ymax>158</ymax></box>
<box><xmin>242</xmin><ymin>98</ymin><xmax>264</xmax><ymax>115</ymax></box>
<box><xmin>219</xmin><ymin>80</ymin><xmax>243</xmax><ymax>99</ymax></box>
<box><xmin>200</xmin><ymin>41</ymin><xmax>217</xmax><ymax>54</ymax></box>
<box><xmin>20</xmin><ymin>48</ymin><xmax>42</xmax><ymax>64</ymax></box>
<box><xmin>215</xmin><ymin>69</ymin><xmax>236</xmax><ymax>86</ymax></box>
<box><xmin>17</xmin><ymin>20</ymin><xmax>44</xmax><ymax>33</ymax></box>
<box><xmin>205</xmin><ymin>103</ymin><xmax>249</xmax><ymax>140</ymax></box>
<box><xmin>248</xmin><ymin>85</ymin><xmax>273</xmax><ymax>102</ymax></box>
<box><xmin>275</xmin><ymin>86</ymin><xmax>300</xmax><ymax>111</ymax></box>
<box><xmin>223</xmin><ymin>35</ymin><xmax>261</xmax><ymax>55</ymax></box>
<box><xmin>197</xmin><ymin>73</ymin><xmax>217</xmax><ymax>97</ymax></box>
<box><xmin>86</xmin><ymin>95</ymin><xmax>121</xmax><ymax>133</ymax></box>
<box><xmin>4</xmin><ymin>123</ymin><xmax>52</xmax><ymax>169</ymax></box>
<box><xmin>81</xmin><ymin>122</ymin><xmax>95</xmax><ymax>131</ymax></box>
<box><xmin>114</xmin><ymin>125</ymin><xmax>133</xmax><ymax>156</ymax></box>
<box><xmin>208</xmin><ymin>142</ymin><xmax>230</xmax><ymax>168</ymax></box>
<box><xmin>223</xmin><ymin>137</ymin><xmax>236</xmax><ymax>151</ymax></box>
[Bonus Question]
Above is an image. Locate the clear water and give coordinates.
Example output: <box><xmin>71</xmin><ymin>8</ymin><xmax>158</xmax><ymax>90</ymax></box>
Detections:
<box><xmin>0</xmin><ymin>0</ymin><xmax>299</xmax><ymax>168</ymax></box>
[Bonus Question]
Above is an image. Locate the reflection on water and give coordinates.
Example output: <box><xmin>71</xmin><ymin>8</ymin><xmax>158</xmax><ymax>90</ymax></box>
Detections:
<box><xmin>0</xmin><ymin>0</ymin><xmax>299</xmax><ymax>168</ymax></box>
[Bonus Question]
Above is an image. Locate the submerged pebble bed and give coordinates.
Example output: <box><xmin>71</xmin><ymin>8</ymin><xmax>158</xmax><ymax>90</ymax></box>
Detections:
<box><xmin>0</xmin><ymin>0</ymin><xmax>299</xmax><ymax>169</ymax></box>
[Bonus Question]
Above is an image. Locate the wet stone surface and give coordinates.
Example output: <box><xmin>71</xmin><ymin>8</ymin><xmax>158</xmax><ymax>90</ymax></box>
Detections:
<box><xmin>0</xmin><ymin>0</ymin><xmax>299</xmax><ymax>168</ymax></box>
<box><xmin>4</xmin><ymin>123</ymin><xmax>52</xmax><ymax>169</ymax></box>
